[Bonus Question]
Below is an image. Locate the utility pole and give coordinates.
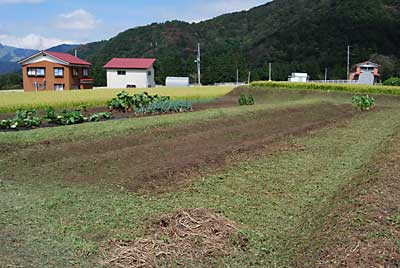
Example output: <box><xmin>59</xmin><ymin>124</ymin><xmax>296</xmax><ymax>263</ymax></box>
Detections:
<box><xmin>269</xmin><ymin>62</ymin><xmax>272</xmax><ymax>81</ymax></box>
<box><xmin>325</xmin><ymin>67</ymin><xmax>328</xmax><ymax>82</ymax></box>
<box><xmin>347</xmin><ymin>45</ymin><xmax>350</xmax><ymax>80</ymax></box>
<box><xmin>248</xmin><ymin>71</ymin><xmax>251</xmax><ymax>85</ymax></box>
<box><xmin>236</xmin><ymin>68</ymin><xmax>239</xmax><ymax>85</ymax></box>
<box><xmin>195</xmin><ymin>43</ymin><xmax>201</xmax><ymax>86</ymax></box>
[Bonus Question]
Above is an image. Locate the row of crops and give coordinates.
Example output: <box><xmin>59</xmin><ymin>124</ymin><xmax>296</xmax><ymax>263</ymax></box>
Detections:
<box><xmin>251</xmin><ymin>81</ymin><xmax>400</xmax><ymax>95</ymax></box>
<box><xmin>0</xmin><ymin>92</ymin><xmax>193</xmax><ymax>130</ymax></box>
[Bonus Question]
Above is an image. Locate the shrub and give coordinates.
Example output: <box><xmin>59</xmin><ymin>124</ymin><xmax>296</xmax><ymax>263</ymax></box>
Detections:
<box><xmin>45</xmin><ymin>108</ymin><xmax>86</xmax><ymax>125</ymax></box>
<box><xmin>383</xmin><ymin>77</ymin><xmax>400</xmax><ymax>87</ymax></box>
<box><xmin>0</xmin><ymin>109</ymin><xmax>41</xmax><ymax>129</ymax></box>
<box><xmin>89</xmin><ymin>112</ymin><xmax>113</xmax><ymax>122</ymax></box>
<box><xmin>135</xmin><ymin>100</ymin><xmax>192</xmax><ymax>114</ymax></box>
<box><xmin>352</xmin><ymin>95</ymin><xmax>375</xmax><ymax>111</ymax></box>
<box><xmin>108</xmin><ymin>91</ymin><xmax>171</xmax><ymax>112</ymax></box>
<box><xmin>238</xmin><ymin>94</ymin><xmax>255</xmax><ymax>106</ymax></box>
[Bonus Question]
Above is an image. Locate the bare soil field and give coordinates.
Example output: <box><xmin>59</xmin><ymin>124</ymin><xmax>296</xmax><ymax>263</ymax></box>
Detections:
<box><xmin>2</xmin><ymin>102</ymin><xmax>356</xmax><ymax>193</ymax></box>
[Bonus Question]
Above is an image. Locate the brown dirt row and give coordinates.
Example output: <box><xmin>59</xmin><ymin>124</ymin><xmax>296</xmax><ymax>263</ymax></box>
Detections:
<box><xmin>2</xmin><ymin>103</ymin><xmax>357</xmax><ymax>193</ymax></box>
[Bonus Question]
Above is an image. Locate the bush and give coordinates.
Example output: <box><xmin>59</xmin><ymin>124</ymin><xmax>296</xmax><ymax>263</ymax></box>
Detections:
<box><xmin>238</xmin><ymin>94</ymin><xmax>255</xmax><ymax>106</ymax></box>
<box><xmin>89</xmin><ymin>112</ymin><xmax>113</xmax><ymax>122</ymax></box>
<box><xmin>0</xmin><ymin>109</ymin><xmax>41</xmax><ymax>129</ymax></box>
<box><xmin>108</xmin><ymin>91</ymin><xmax>170</xmax><ymax>112</ymax></box>
<box><xmin>383</xmin><ymin>77</ymin><xmax>400</xmax><ymax>87</ymax></box>
<box><xmin>352</xmin><ymin>95</ymin><xmax>375</xmax><ymax>111</ymax></box>
<box><xmin>135</xmin><ymin>100</ymin><xmax>192</xmax><ymax>114</ymax></box>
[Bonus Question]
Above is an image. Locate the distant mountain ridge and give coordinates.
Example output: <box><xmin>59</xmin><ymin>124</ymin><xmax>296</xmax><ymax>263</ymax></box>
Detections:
<box><xmin>0</xmin><ymin>43</ymin><xmax>80</xmax><ymax>75</ymax></box>
<box><xmin>0</xmin><ymin>44</ymin><xmax>37</xmax><ymax>62</ymax></box>
<box><xmin>76</xmin><ymin>0</ymin><xmax>400</xmax><ymax>85</ymax></box>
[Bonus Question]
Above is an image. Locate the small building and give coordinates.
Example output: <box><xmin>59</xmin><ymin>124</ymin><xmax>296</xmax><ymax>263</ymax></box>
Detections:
<box><xmin>288</xmin><ymin>73</ymin><xmax>308</xmax><ymax>82</ymax></box>
<box><xmin>18</xmin><ymin>51</ymin><xmax>94</xmax><ymax>92</ymax></box>
<box><xmin>165</xmin><ymin>77</ymin><xmax>190</xmax><ymax>87</ymax></box>
<box><xmin>349</xmin><ymin>61</ymin><xmax>380</xmax><ymax>85</ymax></box>
<box><xmin>104</xmin><ymin>58</ymin><xmax>156</xmax><ymax>88</ymax></box>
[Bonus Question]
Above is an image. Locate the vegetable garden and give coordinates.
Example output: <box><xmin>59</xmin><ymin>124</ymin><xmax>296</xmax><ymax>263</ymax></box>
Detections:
<box><xmin>1</xmin><ymin>85</ymin><xmax>399</xmax><ymax>268</ymax></box>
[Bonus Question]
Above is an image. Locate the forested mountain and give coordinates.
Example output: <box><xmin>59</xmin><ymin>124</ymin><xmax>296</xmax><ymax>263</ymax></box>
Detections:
<box><xmin>47</xmin><ymin>44</ymin><xmax>80</xmax><ymax>53</ymax></box>
<box><xmin>76</xmin><ymin>0</ymin><xmax>400</xmax><ymax>85</ymax></box>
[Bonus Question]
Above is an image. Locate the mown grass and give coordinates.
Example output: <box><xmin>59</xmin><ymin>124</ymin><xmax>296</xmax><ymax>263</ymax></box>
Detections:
<box><xmin>251</xmin><ymin>81</ymin><xmax>400</xmax><ymax>95</ymax></box>
<box><xmin>0</xmin><ymin>86</ymin><xmax>233</xmax><ymax>113</ymax></box>
<box><xmin>1</xmin><ymin>102</ymin><xmax>400</xmax><ymax>267</ymax></box>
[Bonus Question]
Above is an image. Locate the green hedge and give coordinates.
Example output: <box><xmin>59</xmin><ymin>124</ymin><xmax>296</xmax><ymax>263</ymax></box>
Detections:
<box><xmin>251</xmin><ymin>81</ymin><xmax>400</xmax><ymax>96</ymax></box>
<box><xmin>383</xmin><ymin>77</ymin><xmax>400</xmax><ymax>87</ymax></box>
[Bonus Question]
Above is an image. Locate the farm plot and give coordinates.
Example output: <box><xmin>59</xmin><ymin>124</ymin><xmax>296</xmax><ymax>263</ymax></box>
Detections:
<box><xmin>0</xmin><ymin>86</ymin><xmax>233</xmax><ymax>113</ymax></box>
<box><xmin>1</xmin><ymin>87</ymin><xmax>400</xmax><ymax>267</ymax></box>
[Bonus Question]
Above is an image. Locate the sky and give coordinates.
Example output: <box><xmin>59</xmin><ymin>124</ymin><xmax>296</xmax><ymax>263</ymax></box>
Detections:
<box><xmin>0</xmin><ymin>0</ymin><xmax>268</xmax><ymax>50</ymax></box>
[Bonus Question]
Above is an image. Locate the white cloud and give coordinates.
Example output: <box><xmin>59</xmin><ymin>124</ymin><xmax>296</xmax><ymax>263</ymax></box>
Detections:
<box><xmin>0</xmin><ymin>33</ymin><xmax>75</xmax><ymax>50</ymax></box>
<box><xmin>55</xmin><ymin>9</ymin><xmax>101</xmax><ymax>30</ymax></box>
<box><xmin>0</xmin><ymin>0</ymin><xmax>43</xmax><ymax>4</ymax></box>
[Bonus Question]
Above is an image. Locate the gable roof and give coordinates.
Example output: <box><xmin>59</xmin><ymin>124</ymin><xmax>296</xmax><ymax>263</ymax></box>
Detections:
<box><xmin>18</xmin><ymin>50</ymin><xmax>91</xmax><ymax>66</ymax></box>
<box><xmin>104</xmin><ymin>58</ymin><xmax>156</xmax><ymax>69</ymax></box>
<box><xmin>357</xmin><ymin>61</ymin><xmax>380</xmax><ymax>67</ymax></box>
<box><xmin>45</xmin><ymin>51</ymin><xmax>91</xmax><ymax>66</ymax></box>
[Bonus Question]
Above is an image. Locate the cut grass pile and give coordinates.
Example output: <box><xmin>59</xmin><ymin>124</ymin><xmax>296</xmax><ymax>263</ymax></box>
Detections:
<box><xmin>2</xmin><ymin>96</ymin><xmax>400</xmax><ymax>267</ymax></box>
<box><xmin>104</xmin><ymin>208</ymin><xmax>244</xmax><ymax>268</ymax></box>
<box><xmin>0</xmin><ymin>86</ymin><xmax>233</xmax><ymax>113</ymax></box>
<box><xmin>251</xmin><ymin>81</ymin><xmax>400</xmax><ymax>95</ymax></box>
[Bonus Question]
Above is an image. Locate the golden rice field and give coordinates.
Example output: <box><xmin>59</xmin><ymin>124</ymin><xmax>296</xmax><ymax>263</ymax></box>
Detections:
<box><xmin>0</xmin><ymin>86</ymin><xmax>234</xmax><ymax>113</ymax></box>
<box><xmin>251</xmin><ymin>81</ymin><xmax>400</xmax><ymax>95</ymax></box>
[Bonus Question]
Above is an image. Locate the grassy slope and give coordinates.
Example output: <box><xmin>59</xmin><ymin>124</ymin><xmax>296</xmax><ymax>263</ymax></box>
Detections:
<box><xmin>1</xmin><ymin>101</ymin><xmax>400</xmax><ymax>267</ymax></box>
<box><xmin>0</xmin><ymin>86</ymin><xmax>233</xmax><ymax>113</ymax></box>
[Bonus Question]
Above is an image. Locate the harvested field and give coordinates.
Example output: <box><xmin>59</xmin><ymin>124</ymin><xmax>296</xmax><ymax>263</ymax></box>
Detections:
<box><xmin>1</xmin><ymin>102</ymin><xmax>357</xmax><ymax>193</ymax></box>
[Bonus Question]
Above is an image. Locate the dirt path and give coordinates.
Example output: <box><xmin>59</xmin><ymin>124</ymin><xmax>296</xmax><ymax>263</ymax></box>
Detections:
<box><xmin>2</xmin><ymin>103</ymin><xmax>357</xmax><ymax>193</ymax></box>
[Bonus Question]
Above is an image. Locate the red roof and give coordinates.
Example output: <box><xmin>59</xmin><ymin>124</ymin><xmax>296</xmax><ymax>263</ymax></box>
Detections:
<box><xmin>104</xmin><ymin>58</ymin><xmax>156</xmax><ymax>69</ymax></box>
<box><xmin>45</xmin><ymin>51</ymin><xmax>92</xmax><ymax>66</ymax></box>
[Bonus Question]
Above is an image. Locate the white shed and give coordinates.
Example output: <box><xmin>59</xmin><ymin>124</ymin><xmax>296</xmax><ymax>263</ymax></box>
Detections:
<box><xmin>288</xmin><ymin>73</ymin><xmax>308</xmax><ymax>82</ymax></box>
<box><xmin>104</xmin><ymin>58</ymin><xmax>156</xmax><ymax>88</ymax></box>
<box><xmin>165</xmin><ymin>77</ymin><xmax>190</xmax><ymax>87</ymax></box>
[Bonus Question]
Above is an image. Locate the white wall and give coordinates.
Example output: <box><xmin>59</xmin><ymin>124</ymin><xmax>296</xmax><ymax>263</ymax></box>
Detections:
<box><xmin>106</xmin><ymin>67</ymin><xmax>155</xmax><ymax>88</ymax></box>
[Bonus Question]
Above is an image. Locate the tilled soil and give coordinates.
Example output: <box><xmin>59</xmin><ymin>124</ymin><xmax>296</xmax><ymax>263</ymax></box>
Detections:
<box><xmin>1</xmin><ymin>103</ymin><xmax>357</xmax><ymax>193</ymax></box>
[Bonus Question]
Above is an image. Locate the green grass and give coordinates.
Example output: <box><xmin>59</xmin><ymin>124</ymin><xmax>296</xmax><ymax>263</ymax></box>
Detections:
<box><xmin>0</xmin><ymin>86</ymin><xmax>233</xmax><ymax>113</ymax></box>
<box><xmin>251</xmin><ymin>81</ymin><xmax>400</xmax><ymax>95</ymax></box>
<box><xmin>2</xmin><ymin>103</ymin><xmax>400</xmax><ymax>267</ymax></box>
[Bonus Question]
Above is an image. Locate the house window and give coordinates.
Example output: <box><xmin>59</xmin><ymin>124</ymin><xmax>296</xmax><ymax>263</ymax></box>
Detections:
<box><xmin>54</xmin><ymin>84</ymin><xmax>65</xmax><ymax>91</ymax></box>
<box><xmin>147</xmin><ymin>71</ymin><xmax>152</xmax><ymax>76</ymax></box>
<box><xmin>83</xmin><ymin>68</ymin><xmax>89</xmax><ymax>77</ymax></box>
<box><xmin>54</xmin><ymin>68</ymin><xmax>64</xmax><ymax>78</ymax></box>
<box><xmin>117</xmin><ymin>70</ymin><xmax>126</xmax><ymax>75</ymax></box>
<box><xmin>27</xmin><ymin>67</ymin><xmax>45</xmax><ymax>77</ymax></box>
<box><xmin>73</xmin><ymin>68</ymin><xmax>79</xmax><ymax>77</ymax></box>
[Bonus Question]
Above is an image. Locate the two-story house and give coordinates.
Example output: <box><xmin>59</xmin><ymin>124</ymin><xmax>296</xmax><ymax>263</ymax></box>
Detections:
<box><xmin>18</xmin><ymin>51</ymin><xmax>95</xmax><ymax>92</ymax></box>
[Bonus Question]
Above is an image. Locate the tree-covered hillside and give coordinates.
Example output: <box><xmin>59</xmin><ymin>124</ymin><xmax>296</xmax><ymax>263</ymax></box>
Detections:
<box><xmin>77</xmin><ymin>0</ymin><xmax>400</xmax><ymax>86</ymax></box>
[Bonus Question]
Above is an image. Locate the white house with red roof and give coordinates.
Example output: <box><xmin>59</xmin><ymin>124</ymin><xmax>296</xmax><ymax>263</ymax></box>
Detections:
<box><xmin>104</xmin><ymin>58</ymin><xmax>156</xmax><ymax>89</ymax></box>
<box><xmin>18</xmin><ymin>50</ymin><xmax>94</xmax><ymax>92</ymax></box>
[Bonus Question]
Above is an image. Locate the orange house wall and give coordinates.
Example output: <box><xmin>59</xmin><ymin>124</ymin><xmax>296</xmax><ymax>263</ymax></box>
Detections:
<box><xmin>22</xmin><ymin>61</ymin><xmax>92</xmax><ymax>92</ymax></box>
